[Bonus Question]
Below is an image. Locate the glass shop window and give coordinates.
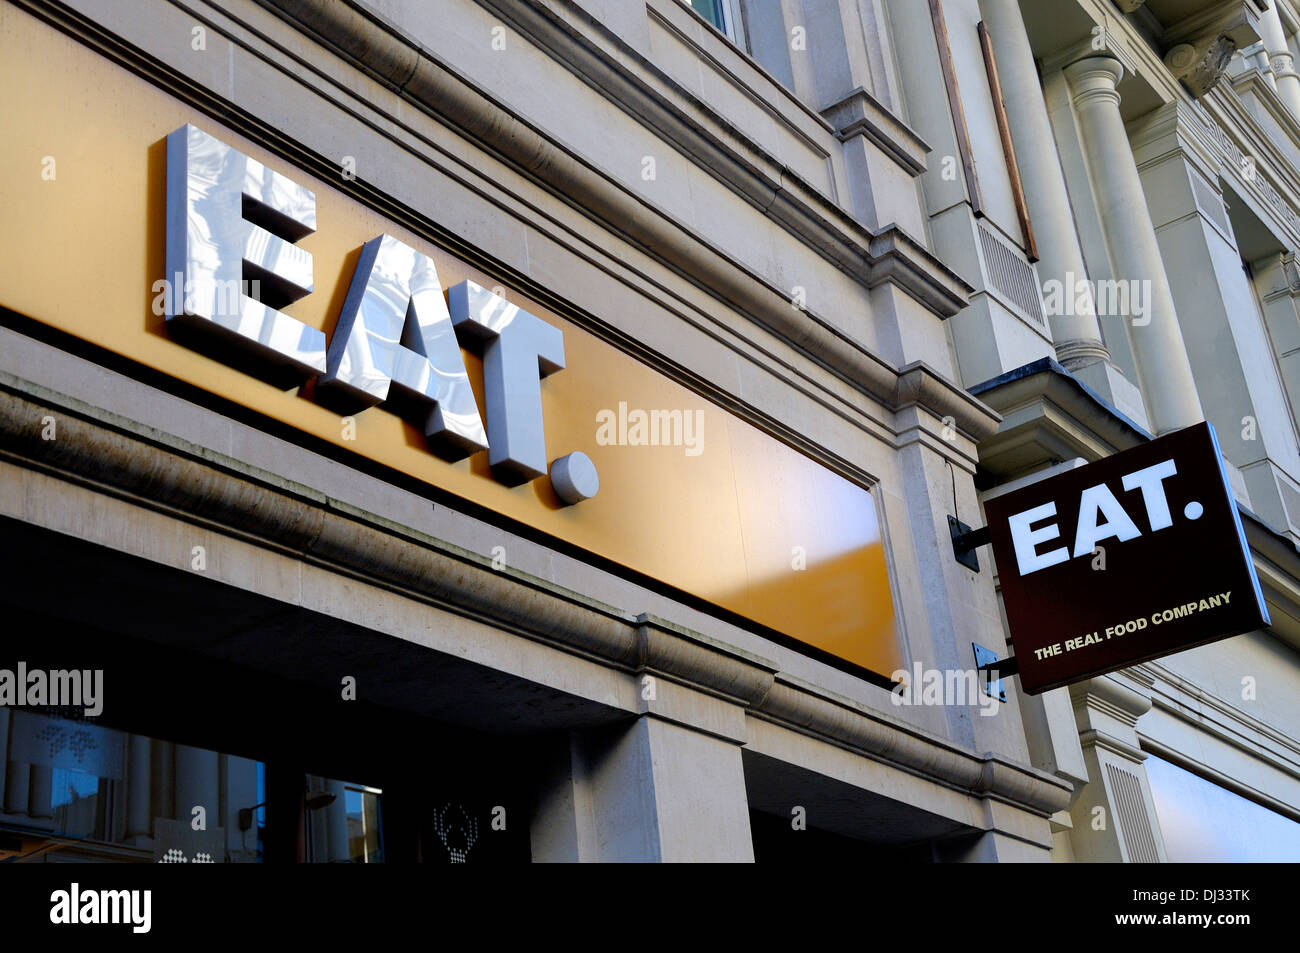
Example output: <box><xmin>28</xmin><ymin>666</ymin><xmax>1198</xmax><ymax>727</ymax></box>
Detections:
<box><xmin>0</xmin><ymin>709</ymin><xmax>262</xmax><ymax>863</ymax></box>
<box><xmin>1146</xmin><ymin>753</ymin><xmax>1300</xmax><ymax>862</ymax></box>
<box><xmin>303</xmin><ymin>774</ymin><xmax>385</xmax><ymax>863</ymax></box>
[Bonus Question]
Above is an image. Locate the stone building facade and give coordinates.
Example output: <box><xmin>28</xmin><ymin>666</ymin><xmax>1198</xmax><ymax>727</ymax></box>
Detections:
<box><xmin>0</xmin><ymin>0</ymin><xmax>1295</xmax><ymax>862</ymax></box>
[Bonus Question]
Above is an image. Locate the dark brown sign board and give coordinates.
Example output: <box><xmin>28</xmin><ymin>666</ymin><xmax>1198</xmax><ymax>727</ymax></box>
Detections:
<box><xmin>984</xmin><ymin>422</ymin><xmax>1269</xmax><ymax>694</ymax></box>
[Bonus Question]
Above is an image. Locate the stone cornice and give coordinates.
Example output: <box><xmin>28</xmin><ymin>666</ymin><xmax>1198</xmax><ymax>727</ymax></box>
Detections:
<box><xmin>1070</xmin><ymin>674</ymin><xmax>1154</xmax><ymax>728</ymax></box>
<box><xmin>1139</xmin><ymin>659</ymin><xmax>1300</xmax><ymax>779</ymax></box>
<box><xmin>1040</xmin><ymin>33</ymin><xmax>1143</xmax><ymax>80</ymax></box>
<box><xmin>252</xmin><ymin>0</ymin><xmax>991</xmax><ymax>442</ymax></box>
<box><xmin>1242</xmin><ymin>509</ymin><xmax>1300</xmax><ymax>653</ymax></box>
<box><xmin>821</xmin><ymin>87</ymin><xmax>931</xmax><ymax>176</ymax></box>
<box><xmin>895</xmin><ymin>361</ymin><xmax>1005</xmax><ymax>442</ymax></box>
<box><xmin>968</xmin><ymin>358</ymin><xmax>1151</xmax><ymax>480</ymax></box>
<box><xmin>1159</xmin><ymin>0</ymin><xmax>1263</xmax><ymax>51</ymax></box>
<box><xmin>260</xmin><ymin>0</ymin><xmax>960</xmax><ymax>303</ymax></box>
<box><xmin>1127</xmin><ymin>98</ymin><xmax>1222</xmax><ymax>180</ymax></box>
<box><xmin>750</xmin><ymin>677</ymin><xmax>1072</xmax><ymax>814</ymax></box>
<box><xmin>1122</xmin><ymin>0</ymin><xmax>1265</xmax><ymax>99</ymax></box>
<box><xmin>0</xmin><ymin>373</ymin><xmax>1068</xmax><ymax>818</ymax></box>
<box><xmin>6</xmin><ymin>0</ymin><xmax>997</xmax><ymax>450</ymax></box>
<box><xmin>1122</xmin><ymin>72</ymin><xmax>1300</xmax><ymax>253</ymax></box>
<box><xmin>1205</xmin><ymin>80</ymin><xmax>1300</xmax><ymax>243</ymax></box>
<box><xmin>1230</xmin><ymin>60</ymin><xmax>1300</xmax><ymax>135</ymax></box>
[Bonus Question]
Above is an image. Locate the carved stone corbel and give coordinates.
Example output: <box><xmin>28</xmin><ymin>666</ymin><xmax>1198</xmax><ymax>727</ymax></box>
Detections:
<box><xmin>1165</xmin><ymin>35</ymin><xmax>1240</xmax><ymax>96</ymax></box>
<box><xmin>1161</xmin><ymin>1</ymin><xmax>1265</xmax><ymax>98</ymax></box>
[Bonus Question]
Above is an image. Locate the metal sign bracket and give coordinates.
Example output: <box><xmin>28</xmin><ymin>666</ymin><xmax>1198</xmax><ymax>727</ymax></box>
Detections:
<box><xmin>972</xmin><ymin>642</ymin><xmax>1018</xmax><ymax>702</ymax></box>
<box><xmin>949</xmin><ymin>517</ymin><xmax>990</xmax><ymax>572</ymax></box>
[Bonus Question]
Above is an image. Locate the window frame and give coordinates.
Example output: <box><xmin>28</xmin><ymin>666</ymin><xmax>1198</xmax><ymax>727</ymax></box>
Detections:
<box><xmin>680</xmin><ymin>0</ymin><xmax>741</xmax><ymax>44</ymax></box>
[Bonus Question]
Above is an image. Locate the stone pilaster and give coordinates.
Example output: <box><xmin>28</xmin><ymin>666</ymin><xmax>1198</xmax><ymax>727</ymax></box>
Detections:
<box><xmin>1067</xmin><ymin>672</ymin><xmax>1168</xmax><ymax>862</ymax></box>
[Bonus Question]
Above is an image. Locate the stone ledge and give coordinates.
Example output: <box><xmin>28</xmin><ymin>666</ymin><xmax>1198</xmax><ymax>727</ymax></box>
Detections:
<box><xmin>821</xmin><ymin>86</ymin><xmax>931</xmax><ymax>176</ymax></box>
<box><xmin>970</xmin><ymin>357</ymin><xmax>1152</xmax><ymax>480</ymax></box>
<box><xmin>754</xmin><ymin>675</ymin><xmax>1073</xmax><ymax>816</ymax></box>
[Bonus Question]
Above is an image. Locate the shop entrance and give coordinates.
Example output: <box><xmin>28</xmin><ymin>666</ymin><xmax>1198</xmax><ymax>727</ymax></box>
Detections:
<box><xmin>0</xmin><ymin>516</ymin><xmax>537</xmax><ymax>863</ymax></box>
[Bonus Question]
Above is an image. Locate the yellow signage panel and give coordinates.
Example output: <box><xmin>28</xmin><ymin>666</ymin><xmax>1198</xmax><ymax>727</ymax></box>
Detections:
<box><xmin>0</xmin><ymin>9</ymin><xmax>901</xmax><ymax>677</ymax></box>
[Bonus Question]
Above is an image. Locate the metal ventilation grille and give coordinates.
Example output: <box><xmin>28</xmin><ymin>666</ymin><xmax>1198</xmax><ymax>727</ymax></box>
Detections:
<box><xmin>1192</xmin><ymin>174</ymin><xmax>1232</xmax><ymax>236</ymax></box>
<box><xmin>979</xmin><ymin>221</ymin><xmax>1044</xmax><ymax>325</ymax></box>
<box><xmin>1106</xmin><ymin>762</ymin><xmax>1161</xmax><ymax>863</ymax></box>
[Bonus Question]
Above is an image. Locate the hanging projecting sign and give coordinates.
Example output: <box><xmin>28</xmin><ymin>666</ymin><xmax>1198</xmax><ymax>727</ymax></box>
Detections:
<box><xmin>984</xmin><ymin>422</ymin><xmax>1269</xmax><ymax>694</ymax></box>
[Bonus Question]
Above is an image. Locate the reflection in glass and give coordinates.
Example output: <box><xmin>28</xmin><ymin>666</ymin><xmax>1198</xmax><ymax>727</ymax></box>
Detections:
<box><xmin>50</xmin><ymin>768</ymin><xmax>105</xmax><ymax>841</ymax></box>
<box><xmin>1147</xmin><ymin>753</ymin><xmax>1300</xmax><ymax>861</ymax></box>
<box><xmin>304</xmin><ymin>774</ymin><xmax>383</xmax><ymax>863</ymax></box>
<box><xmin>0</xmin><ymin>712</ymin><xmax>262</xmax><ymax>863</ymax></box>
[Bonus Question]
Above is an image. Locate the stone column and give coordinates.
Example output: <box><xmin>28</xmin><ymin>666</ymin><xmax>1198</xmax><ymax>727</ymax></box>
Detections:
<box><xmin>1064</xmin><ymin>56</ymin><xmax>1203</xmax><ymax>434</ymax></box>
<box><xmin>976</xmin><ymin>0</ymin><xmax>1110</xmax><ymax>369</ymax></box>
<box><xmin>531</xmin><ymin>710</ymin><xmax>754</xmax><ymax>862</ymax></box>
<box><xmin>1251</xmin><ymin>253</ymin><xmax>1300</xmax><ymax>433</ymax></box>
<box><xmin>1260</xmin><ymin>0</ymin><xmax>1300</xmax><ymax>119</ymax></box>
<box><xmin>1129</xmin><ymin>117</ymin><xmax>1300</xmax><ymax>534</ymax></box>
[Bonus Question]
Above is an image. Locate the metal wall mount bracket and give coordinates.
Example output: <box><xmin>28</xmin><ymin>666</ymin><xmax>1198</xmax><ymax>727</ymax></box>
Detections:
<box><xmin>949</xmin><ymin>517</ymin><xmax>989</xmax><ymax>572</ymax></box>
<box><xmin>972</xmin><ymin>642</ymin><xmax>1017</xmax><ymax>703</ymax></box>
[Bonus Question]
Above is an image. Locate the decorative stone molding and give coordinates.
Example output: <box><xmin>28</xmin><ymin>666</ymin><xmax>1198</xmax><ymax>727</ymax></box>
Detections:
<box><xmin>1065</xmin><ymin>55</ymin><xmax>1127</xmax><ymax>110</ymax></box>
<box><xmin>236</xmin><ymin>0</ymin><xmax>993</xmax><ymax>439</ymax></box>
<box><xmin>1054</xmin><ymin>339</ymin><xmax>1114</xmax><ymax>370</ymax></box>
<box><xmin>1069</xmin><ymin>673</ymin><xmax>1154</xmax><ymax>732</ymax></box>
<box><xmin>1165</xmin><ymin>37</ymin><xmax>1238</xmax><ymax>96</ymax></box>
<box><xmin>820</xmin><ymin>87</ymin><xmax>930</xmax><ymax>176</ymax></box>
<box><xmin>968</xmin><ymin>358</ymin><xmax>1152</xmax><ymax>481</ymax></box>
<box><xmin>257</xmin><ymin>0</ymin><xmax>959</xmax><ymax>310</ymax></box>
<box><xmin>1160</xmin><ymin>1</ymin><xmax>1264</xmax><ymax>97</ymax></box>
<box><xmin>754</xmin><ymin>679</ymin><xmax>1073</xmax><ymax>814</ymax></box>
<box><xmin>7</xmin><ymin>0</ymin><xmax>997</xmax><ymax>449</ymax></box>
<box><xmin>1270</xmin><ymin>50</ymin><xmax>1300</xmax><ymax>82</ymax></box>
<box><xmin>895</xmin><ymin>361</ymin><xmax>1007</xmax><ymax>442</ymax></box>
<box><xmin>1067</xmin><ymin>671</ymin><xmax>1168</xmax><ymax>862</ymax></box>
<box><xmin>1284</xmin><ymin>253</ymin><xmax>1300</xmax><ymax>294</ymax></box>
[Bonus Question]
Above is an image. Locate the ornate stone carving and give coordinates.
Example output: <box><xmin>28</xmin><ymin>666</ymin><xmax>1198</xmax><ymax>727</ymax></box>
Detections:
<box><xmin>1165</xmin><ymin>35</ymin><xmax>1239</xmax><ymax>96</ymax></box>
<box><xmin>1271</xmin><ymin>50</ymin><xmax>1300</xmax><ymax>82</ymax></box>
<box><xmin>1158</xmin><ymin>1</ymin><xmax>1264</xmax><ymax>98</ymax></box>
